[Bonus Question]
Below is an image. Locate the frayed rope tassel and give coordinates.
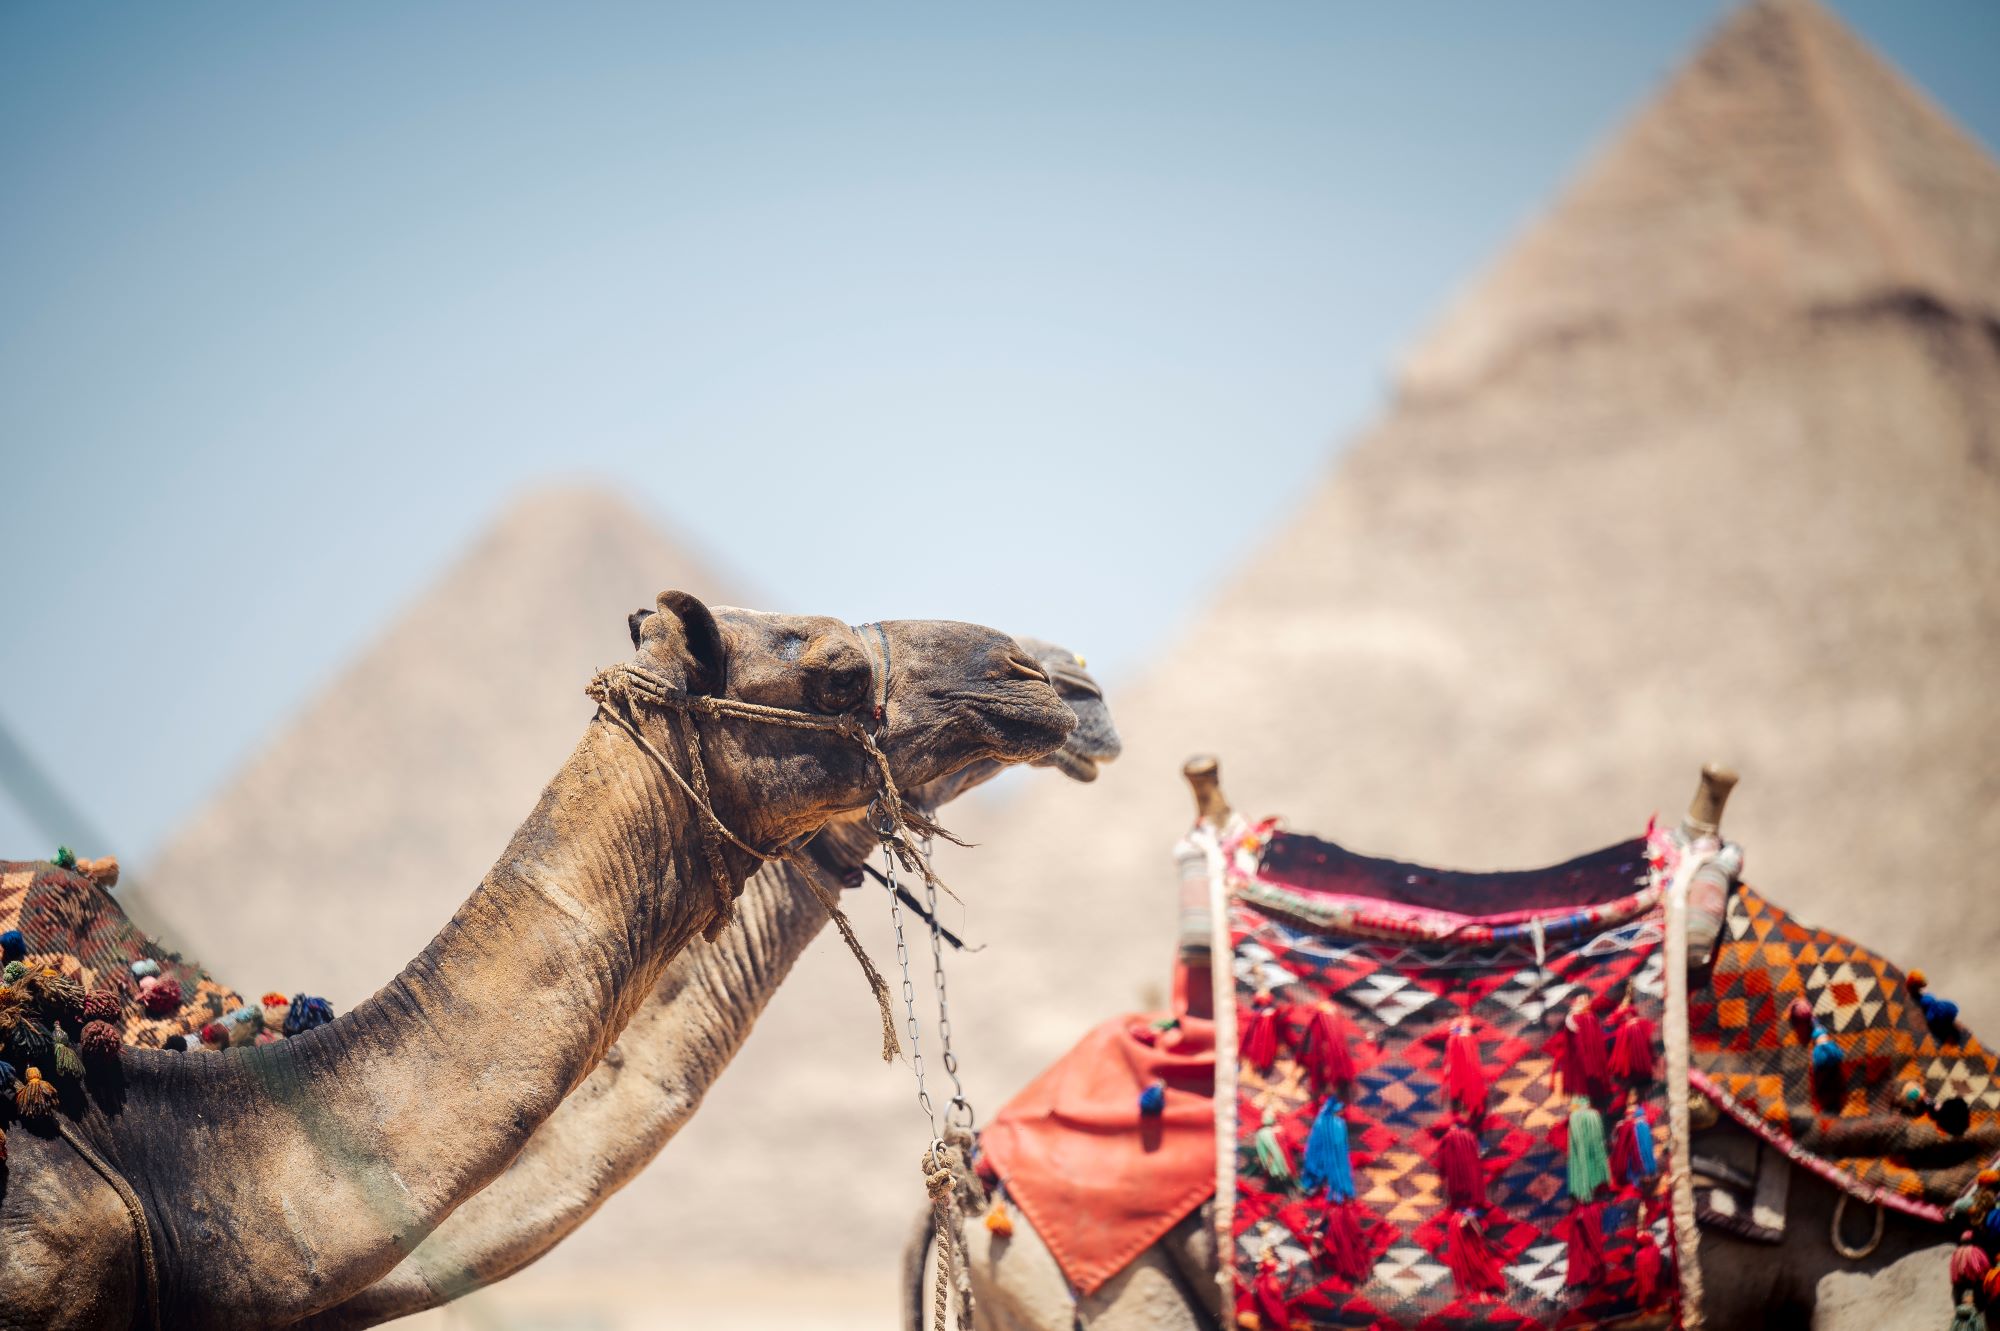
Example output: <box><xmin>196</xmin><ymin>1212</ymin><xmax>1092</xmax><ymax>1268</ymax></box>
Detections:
<box><xmin>1445</xmin><ymin>1210</ymin><xmax>1507</xmax><ymax>1299</ymax></box>
<box><xmin>1301</xmin><ymin>1097</ymin><xmax>1355</xmax><ymax>1202</ymax></box>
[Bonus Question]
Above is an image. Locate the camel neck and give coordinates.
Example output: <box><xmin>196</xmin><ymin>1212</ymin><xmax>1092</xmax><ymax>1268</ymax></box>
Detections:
<box><xmin>117</xmin><ymin>714</ymin><xmax>729</xmax><ymax>1325</ymax></box>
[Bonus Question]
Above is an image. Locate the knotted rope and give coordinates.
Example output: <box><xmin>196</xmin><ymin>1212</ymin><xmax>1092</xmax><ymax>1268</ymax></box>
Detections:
<box><xmin>585</xmin><ymin>660</ymin><xmax>959</xmax><ymax>1062</ymax></box>
<box><xmin>921</xmin><ymin>1141</ymin><xmax>977</xmax><ymax>1331</ymax></box>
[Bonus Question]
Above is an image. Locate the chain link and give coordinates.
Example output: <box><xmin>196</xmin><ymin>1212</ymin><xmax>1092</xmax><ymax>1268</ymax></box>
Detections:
<box><xmin>920</xmin><ymin>834</ymin><xmax>973</xmax><ymax>1126</ymax></box>
<box><xmin>884</xmin><ymin>838</ymin><xmax>938</xmax><ymax>1139</ymax></box>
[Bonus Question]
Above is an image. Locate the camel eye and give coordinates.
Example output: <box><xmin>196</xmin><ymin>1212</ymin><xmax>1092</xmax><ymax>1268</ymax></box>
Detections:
<box><xmin>810</xmin><ymin>664</ymin><xmax>869</xmax><ymax>715</ymax></box>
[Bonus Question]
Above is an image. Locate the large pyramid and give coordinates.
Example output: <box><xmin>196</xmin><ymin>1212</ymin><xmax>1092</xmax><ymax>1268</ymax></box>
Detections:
<box><xmin>140</xmin><ymin>488</ymin><xmax>739</xmax><ymax>1005</ymax></box>
<box><xmin>936</xmin><ymin>0</ymin><xmax>2000</xmax><ymax>1165</ymax></box>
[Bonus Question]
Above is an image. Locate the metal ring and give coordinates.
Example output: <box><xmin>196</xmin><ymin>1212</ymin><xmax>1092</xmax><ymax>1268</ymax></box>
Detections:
<box><xmin>1830</xmin><ymin>1193</ymin><xmax>1885</xmax><ymax>1261</ymax></box>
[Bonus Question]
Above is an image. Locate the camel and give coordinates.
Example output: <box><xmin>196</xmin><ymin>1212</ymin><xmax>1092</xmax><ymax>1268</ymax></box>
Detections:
<box><xmin>905</xmin><ymin>764</ymin><xmax>1962</xmax><ymax>1331</ymax></box>
<box><xmin>0</xmin><ymin>593</ymin><xmax>1076</xmax><ymax>1330</ymax></box>
<box><xmin>261</xmin><ymin>639</ymin><xmax>1120</xmax><ymax>1329</ymax></box>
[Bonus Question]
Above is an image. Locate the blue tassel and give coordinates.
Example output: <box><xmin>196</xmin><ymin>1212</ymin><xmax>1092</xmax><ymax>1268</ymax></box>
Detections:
<box><xmin>284</xmin><ymin>994</ymin><xmax>336</xmax><ymax>1036</ymax></box>
<box><xmin>1139</xmin><ymin>1079</ymin><xmax>1166</xmax><ymax>1117</ymax></box>
<box><xmin>0</xmin><ymin>1059</ymin><xmax>16</xmax><ymax>1087</ymax></box>
<box><xmin>1632</xmin><ymin>1113</ymin><xmax>1658</xmax><ymax>1179</ymax></box>
<box><xmin>0</xmin><ymin>930</ymin><xmax>23</xmax><ymax>963</ymax></box>
<box><xmin>1301</xmin><ymin>1097</ymin><xmax>1356</xmax><ymax>1202</ymax></box>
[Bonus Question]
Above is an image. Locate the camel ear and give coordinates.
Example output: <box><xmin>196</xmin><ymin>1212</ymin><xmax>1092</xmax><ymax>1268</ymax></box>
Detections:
<box><xmin>628</xmin><ymin>608</ymin><xmax>653</xmax><ymax>649</ymax></box>
<box><xmin>652</xmin><ymin>590</ymin><xmax>726</xmax><ymax>695</ymax></box>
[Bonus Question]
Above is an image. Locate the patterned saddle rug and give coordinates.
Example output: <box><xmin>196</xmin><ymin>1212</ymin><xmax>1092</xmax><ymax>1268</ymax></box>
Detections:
<box><xmin>1</xmin><ymin>858</ymin><xmax>244</xmax><ymax>1047</ymax></box>
<box><xmin>1224</xmin><ymin>822</ymin><xmax>1680</xmax><ymax>1331</ymax></box>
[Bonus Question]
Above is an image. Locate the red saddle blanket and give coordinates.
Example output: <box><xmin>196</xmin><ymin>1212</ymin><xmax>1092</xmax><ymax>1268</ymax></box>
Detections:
<box><xmin>1</xmin><ymin>858</ymin><xmax>243</xmax><ymax>1045</ymax></box>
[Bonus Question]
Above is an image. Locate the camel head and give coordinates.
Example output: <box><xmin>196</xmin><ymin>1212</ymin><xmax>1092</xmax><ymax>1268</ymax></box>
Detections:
<box><xmin>621</xmin><ymin>591</ymin><xmax>1075</xmax><ymax>855</ymax></box>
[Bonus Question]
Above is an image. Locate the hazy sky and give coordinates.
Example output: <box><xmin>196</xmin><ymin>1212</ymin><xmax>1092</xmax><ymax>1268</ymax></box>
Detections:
<box><xmin>4</xmin><ymin>2</ymin><xmax>1998</xmax><ymax>860</ymax></box>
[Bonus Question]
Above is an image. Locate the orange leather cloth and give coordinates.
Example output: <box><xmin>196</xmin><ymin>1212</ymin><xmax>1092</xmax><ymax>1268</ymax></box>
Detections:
<box><xmin>979</xmin><ymin>1011</ymin><xmax>1218</xmax><ymax>1295</ymax></box>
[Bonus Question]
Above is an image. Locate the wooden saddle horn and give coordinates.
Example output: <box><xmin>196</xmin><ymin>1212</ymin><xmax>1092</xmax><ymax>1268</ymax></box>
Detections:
<box><xmin>1183</xmin><ymin>754</ymin><xmax>1233</xmax><ymax>829</ymax></box>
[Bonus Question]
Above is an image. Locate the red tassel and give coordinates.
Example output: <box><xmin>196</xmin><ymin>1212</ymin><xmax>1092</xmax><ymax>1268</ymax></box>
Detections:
<box><xmin>1443</xmin><ymin>1019</ymin><xmax>1488</xmax><ymax>1119</ymax></box>
<box><xmin>1609</xmin><ymin>1010</ymin><xmax>1657</xmax><ymax>1084</ymax></box>
<box><xmin>1443</xmin><ymin>1211</ymin><xmax>1507</xmax><ymax>1299</ymax></box>
<box><xmin>1242</xmin><ymin>993</ymin><xmax>1282</xmax><ymax>1075</ymax></box>
<box><xmin>1556</xmin><ymin>997</ymin><xmax>1610</xmax><ymax>1099</ymax></box>
<box><xmin>1251</xmin><ymin>1263</ymin><xmax>1292</xmax><ymax>1330</ymax></box>
<box><xmin>1563</xmin><ymin>1203</ymin><xmax>1607</xmax><ymax>1287</ymax></box>
<box><xmin>1634</xmin><ymin>1235</ymin><xmax>1666</xmax><ymax>1305</ymax></box>
<box><xmin>1322</xmin><ymin>1200</ymin><xmax>1370</xmax><ymax>1284</ymax></box>
<box><xmin>1298</xmin><ymin>1001</ymin><xmax>1357</xmax><ymax>1089</ymax></box>
<box><xmin>1437</xmin><ymin>1120</ymin><xmax>1486</xmax><ymax>1208</ymax></box>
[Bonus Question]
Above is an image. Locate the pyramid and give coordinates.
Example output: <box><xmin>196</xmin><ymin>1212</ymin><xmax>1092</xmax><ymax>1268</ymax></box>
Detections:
<box><xmin>139</xmin><ymin>487</ymin><xmax>740</xmax><ymax>1007</ymax></box>
<box><xmin>937</xmin><ymin>0</ymin><xmax>2000</xmax><ymax>1193</ymax></box>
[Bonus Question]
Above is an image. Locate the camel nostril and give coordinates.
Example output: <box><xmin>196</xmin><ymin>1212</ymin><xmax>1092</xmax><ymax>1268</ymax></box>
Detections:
<box><xmin>1004</xmin><ymin>654</ymin><xmax>1051</xmax><ymax>686</ymax></box>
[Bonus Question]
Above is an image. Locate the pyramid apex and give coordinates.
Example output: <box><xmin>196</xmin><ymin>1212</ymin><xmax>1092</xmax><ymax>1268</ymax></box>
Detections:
<box><xmin>1400</xmin><ymin>0</ymin><xmax>2000</xmax><ymax>398</ymax></box>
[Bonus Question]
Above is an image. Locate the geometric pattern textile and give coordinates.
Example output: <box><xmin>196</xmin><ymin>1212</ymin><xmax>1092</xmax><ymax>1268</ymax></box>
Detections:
<box><xmin>1</xmin><ymin>858</ymin><xmax>244</xmax><ymax>1046</ymax></box>
<box><xmin>1688</xmin><ymin>884</ymin><xmax>2000</xmax><ymax>1221</ymax></box>
<box><xmin>1227</xmin><ymin>822</ymin><xmax>1680</xmax><ymax>1329</ymax></box>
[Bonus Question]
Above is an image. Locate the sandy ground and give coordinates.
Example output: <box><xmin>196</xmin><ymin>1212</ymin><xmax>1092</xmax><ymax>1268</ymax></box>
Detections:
<box><xmin>392</xmin><ymin>1267</ymin><xmax>898</xmax><ymax>1331</ymax></box>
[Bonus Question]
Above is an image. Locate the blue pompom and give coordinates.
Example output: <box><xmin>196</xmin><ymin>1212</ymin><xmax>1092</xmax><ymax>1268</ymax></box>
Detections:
<box><xmin>130</xmin><ymin>958</ymin><xmax>161</xmax><ymax>978</ymax></box>
<box><xmin>1139</xmin><ymin>1080</ymin><xmax>1166</xmax><ymax>1117</ymax></box>
<box><xmin>283</xmin><ymin>995</ymin><xmax>336</xmax><ymax>1036</ymax></box>
<box><xmin>1811</xmin><ymin>1027</ymin><xmax>1844</xmax><ymax>1070</ymax></box>
<box><xmin>0</xmin><ymin>930</ymin><xmax>24</xmax><ymax>963</ymax></box>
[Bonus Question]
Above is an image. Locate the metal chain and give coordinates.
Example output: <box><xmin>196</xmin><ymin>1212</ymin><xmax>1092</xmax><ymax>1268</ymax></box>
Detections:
<box><xmin>920</xmin><ymin>834</ymin><xmax>973</xmax><ymax>1126</ymax></box>
<box><xmin>885</xmin><ymin>837</ymin><xmax>939</xmax><ymax>1140</ymax></box>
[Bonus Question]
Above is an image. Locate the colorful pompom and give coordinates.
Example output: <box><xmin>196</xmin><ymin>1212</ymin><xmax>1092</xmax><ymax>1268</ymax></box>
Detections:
<box><xmin>199</xmin><ymin>1022</ymin><xmax>229</xmax><ymax>1050</ymax></box>
<box><xmin>0</xmin><ymin>930</ymin><xmax>23</xmax><ymax>964</ymax></box>
<box><xmin>1951</xmin><ymin>1231</ymin><xmax>1990</xmax><ymax>1287</ymax></box>
<box><xmin>82</xmin><ymin>989</ymin><xmax>121</xmax><ymax>1024</ymax></box>
<box><xmin>80</xmin><ymin>1020</ymin><xmax>122</xmax><ymax>1058</ymax></box>
<box><xmin>1139</xmin><ymin>1079</ymin><xmax>1167</xmax><ymax>1117</ymax></box>
<box><xmin>2</xmin><ymin>961</ymin><xmax>24</xmax><ymax>984</ymax></box>
<box><xmin>1909</xmin><ymin>971</ymin><xmax>1963</xmax><ymax>1042</ymax></box>
<box><xmin>130</xmin><ymin>959</ymin><xmax>161</xmax><ymax>979</ymax></box>
<box><xmin>52</xmin><ymin>845</ymin><xmax>76</xmax><ymax>869</ymax></box>
<box><xmin>283</xmin><ymin>995</ymin><xmax>335</xmax><ymax>1036</ymax></box>
<box><xmin>138</xmin><ymin>974</ymin><xmax>184</xmax><ymax>1016</ymax></box>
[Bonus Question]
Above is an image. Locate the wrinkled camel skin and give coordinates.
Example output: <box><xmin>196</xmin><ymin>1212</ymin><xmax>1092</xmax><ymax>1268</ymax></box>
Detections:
<box><xmin>293</xmin><ymin>641</ymin><xmax>1120</xmax><ymax>1329</ymax></box>
<box><xmin>906</xmin><ymin>1116</ymin><xmax>1952</xmax><ymax>1329</ymax></box>
<box><xmin>0</xmin><ymin>595</ymin><xmax>1072</xmax><ymax>1331</ymax></box>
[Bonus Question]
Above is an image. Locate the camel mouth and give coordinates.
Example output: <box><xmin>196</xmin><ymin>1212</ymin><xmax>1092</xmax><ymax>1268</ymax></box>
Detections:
<box><xmin>939</xmin><ymin>681</ymin><xmax>1075</xmax><ymax>764</ymax></box>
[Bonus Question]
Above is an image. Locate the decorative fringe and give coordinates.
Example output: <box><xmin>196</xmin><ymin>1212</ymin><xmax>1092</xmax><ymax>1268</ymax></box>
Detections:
<box><xmin>1562</xmin><ymin>1202</ymin><xmax>1606</xmax><ymax>1287</ymax></box>
<box><xmin>1444</xmin><ymin>1210</ymin><xmax>1507</xmax><ymax>1299</ymax></box>
<box><xmin>1301</xmin><ymin>1098</ymin><xmax>1355</xmax><ymax>1202</ymax></box>
<box><xmin>0</xmin><ymin>930</ymin><xmax>22</xmax><ymax>963</ymax></box>
<box><xmin>1242</xmin><ymin>993</ymin><xmax>1282</xmax><ymax>1075</ymax></box>
<box><xmin>1321</xmin><ymin>1200</ymin><xmax>1370</xmax><ymax>1283</ymax></box>
<box><xmin>1140</xmin><ymin>1079</ymin><xmax>1167</xmax><ymax>1117</ymax></box>
<box><xmin>983</xmin><ymin>1197</ymin><xmax>1014</xmax><ymax>1237</ymax></box>
<box><xmin>1565</xmin><ymin>1097</ymin><xmax>1611</xmax><ymax>1202</ymax></box>
<box><xmin>15</xmin><ymin>1066</ymin><xmax>56</xmax><ymax>1119</ymax></box>
<box><xmin>1951</xmin><ymin>1231</ymin><xmax>1990</xmax><ymax>1287</ymax></box>
<box><xmin>1443</xmin><ymin>1019</ymin><xmax>1488</xmax><ymax>1120</ymax></box>
<box><xmin>1253</xmin><ymin>1108</ymin><xmax>1293</xmax><ymax>1183</ymax></box>
<box><xmin>1438</xmin><ymin>1120</ymin><xmax>1486</xmax><ymax>1209</ymax></box>
<box><xmin>1610</xmin><ymin>1105</ymin><xmax>1658</xmax><ymax>1184</ymax></box>
<box><xmin>1298</xmin><ymin>1001</ymin><xmax>1357</xmax><ymax>1089</ymax></box>
<box><xmin>1609</xmin><ymin>1009</ymin><xmax>1657</xmax><ymax>1084</ymax></box>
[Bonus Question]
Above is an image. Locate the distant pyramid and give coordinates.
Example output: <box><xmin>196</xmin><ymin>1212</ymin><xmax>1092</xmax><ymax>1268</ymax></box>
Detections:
<box><xmin>141</xmin><ymin>487</ymin><xmax>740</xmax><ymax>1008</ymax></box>
<box><xmin>942</xmin><ymin>0</ymin><xmax>2000</xmax><ymax>1158</ymax></box>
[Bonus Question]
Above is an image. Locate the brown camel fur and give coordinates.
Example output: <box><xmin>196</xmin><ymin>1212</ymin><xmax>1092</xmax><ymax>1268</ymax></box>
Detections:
<box><xmin>0</xmin><ymin>594</ymin><xmax>1073</xmax><ymax>1330</ymax></box>
<box><xmin>296</xmin><ymin>640</ymin><xmax>1117</xmax><ymax>1328</ymax></box>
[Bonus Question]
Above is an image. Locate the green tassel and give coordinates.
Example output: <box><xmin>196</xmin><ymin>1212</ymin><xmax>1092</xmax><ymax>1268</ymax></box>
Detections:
<box><xmin>1254</xmin><ymin>1108</ymin><xmax>1293</xmax><ymax>1183</ymax></box>
<box><xmin>52</xmin><ymin>1029</ymin><xmax>83</xmax><ymax>1080</ymax></box>
<box><xmin>1566</xmin><ymin>1096</ymin><xmax>1611</xmax><ymax>1201</ymax></box>
<box><xmin>53</xmin><ymin>845</ymin><xmax>76</xmax><ymax>870</ymax></box>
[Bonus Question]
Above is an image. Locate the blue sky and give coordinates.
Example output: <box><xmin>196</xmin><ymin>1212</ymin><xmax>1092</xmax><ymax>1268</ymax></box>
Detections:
<box><xmin>4</xmin><ymin>2</ymin><xmax>1998</xmax><ymax>859</ymax></box>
